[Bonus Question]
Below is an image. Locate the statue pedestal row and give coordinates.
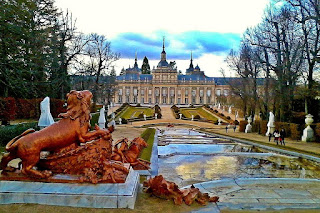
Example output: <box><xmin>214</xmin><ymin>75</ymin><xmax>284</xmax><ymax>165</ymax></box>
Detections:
<box><xmin>0</xmin><ymin>167</ymin><xmax>139</xmax><ymax>209</ymax></box>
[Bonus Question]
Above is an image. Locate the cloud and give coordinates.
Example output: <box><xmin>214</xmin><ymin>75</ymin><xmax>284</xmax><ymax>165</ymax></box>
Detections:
<box><xmin>110</xmin><ymin>31</ymin><xmax>241</xmax><ymax>60</ymax></box>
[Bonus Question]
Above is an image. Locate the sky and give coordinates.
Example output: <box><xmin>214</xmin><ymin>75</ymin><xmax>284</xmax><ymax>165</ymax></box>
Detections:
<box><xmin>55</xmin><ymin>0</ymin><xmax>270</xmax><ymax>77</ymax></box>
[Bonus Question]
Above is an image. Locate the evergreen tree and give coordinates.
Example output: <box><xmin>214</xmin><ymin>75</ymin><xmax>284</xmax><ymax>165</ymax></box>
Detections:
<box><xmin>141</xmin><ymin>56</ymin><xmax>150</xmax><ymax>74</ymax></box>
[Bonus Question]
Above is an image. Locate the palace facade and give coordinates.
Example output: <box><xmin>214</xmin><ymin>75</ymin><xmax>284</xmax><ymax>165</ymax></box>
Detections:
<box><xmin>115</xmin><ymin>40</ymin><xmax>231</xmax><ymax>105</ymax></box>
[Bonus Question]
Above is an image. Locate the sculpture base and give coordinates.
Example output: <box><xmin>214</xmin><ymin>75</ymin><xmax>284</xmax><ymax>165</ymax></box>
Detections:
<box><xmin>0</xmin><ymin>167</ymin><xmax>139</xmax><ymax>209</ymax></box>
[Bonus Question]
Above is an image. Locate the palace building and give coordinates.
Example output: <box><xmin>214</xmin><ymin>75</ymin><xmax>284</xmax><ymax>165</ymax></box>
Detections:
<box><xmin>115</xmin><ymin>39</ymin><xmax>232</xmax><ymax>105</ymax></box>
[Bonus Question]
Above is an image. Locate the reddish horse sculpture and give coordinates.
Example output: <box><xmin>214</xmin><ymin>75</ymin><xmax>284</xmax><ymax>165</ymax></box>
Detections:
<box><xmin>111</xmin><ymin>137</ymin><xmax>150</xmax><ymax>170</ymax></box>
<box><xmin>0</xmin><ymin>90</ymin><xmax>112</xmax><ymax>179</ymax></box>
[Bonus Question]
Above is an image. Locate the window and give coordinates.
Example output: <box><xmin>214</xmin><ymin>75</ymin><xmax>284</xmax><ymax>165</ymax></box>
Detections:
<box><xmin>149</xmin><ymin>89</ymin><xmax>152</xmax><ymax>95</ymax></box>
<box><xmin>178</xmin><ymin>90</ymin><xmax>181</xmax><ymax>95</ymax></box>
<box><xmin>126</xmin><ymin>88</ymin><xmax>130</xmax><ymax>95</ymax></box>
<box><xmin>119</xmin><ymin>89</ymin><xmax>122</xmax><ymax>96</ymax></box>
<box><xmin>207</xmin><ymin>90</ymin><xmax>211</xmax><ymax>97</ymax></box>
<box><xmin>185</xmin><ymin>90</ymin><xmax>189</xmax><ymax>95</ymax></box>
<box><xmin>200</xmin><ymin>90</ymin><xmax>203</xmax><ymax>97</ymax></box>
<box><xmin>216</xmin><ymin>89</ymin><xmax>221</xmax><ymax>96</ymax></box>
<box><xmin>170</xmin><ymin>89</ymin><xmax>174</xmax><ymax>96</ymax></box>
<box><xmin>224</xmin><ymin>89</ymin><xmax>228</xmax><ymax>96</ymax></box>
<box><xmin>185</xmin><ymin>98</ymin><xmax>188</xmax><ymax>104</ymax></box>
<box><xmin>133</xmin><ymin>88</ymin><xmax>138</xmax><ymax>96</ymax></box>
<box><xmin>141</xmin><ymin>89</ymin><xmax>145</xmax><ymax>95</ymax></box>
<box><xmin>192</xmin><ymin>90</ymin><xmax>196</xmax><ymax>97</ymax></box>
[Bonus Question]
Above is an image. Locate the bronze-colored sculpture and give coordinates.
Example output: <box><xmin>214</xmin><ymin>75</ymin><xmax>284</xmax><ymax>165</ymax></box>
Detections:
<box><xmin>111</xmin><ymin>137</ymin><xmax>151</xmax><ymax>170</ymax></box>
<box><xmin>0</xmin><ymin>90</ymin><xmax>129</xmax><ymax>183</ymax></box>
<box><xmin>143</xmin><ymin>175</ymin><xmax>219</xmax><ymax>205</ymax></box>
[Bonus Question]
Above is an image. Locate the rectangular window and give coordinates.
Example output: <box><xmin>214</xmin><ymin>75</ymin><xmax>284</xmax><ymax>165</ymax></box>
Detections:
<box><xmin>133</xmin><ymin>88</ymin><xmax>138</xmax><ymax>96</ymax></box>
<box><xmin>216</xmin><ymin>89</ymin><xmax>221</xmax><ymax>96</ymax></box>
<box><xmin>200</xmin><ymin>90</ymin><xmax>203</xmax><ymax>97</ymax></box>
<box><xmin>126</xmin><ymin>88</ymin><xmax>130</xmax><ymax>95</ymax></box>
<box><xmin>149</xmin><ymin>89</ymin><xmax>152</xmax><ymax>95</ymax></box>
<box><xmin>224</xmin><ymin>89</ymin><xmax>228</xmax><ymax>96</ymax></box>
<box><xmin>192</xmin><ymin>90</ymin><xmax>196</xmax><ymax>97</ymax></box>
<box><xmin>185</xmin><ymin>98</ymin><xmax>188</xmax><ymax>104</ymax></box>
<box><xmin>141</xmin><ymin>89</ymin><xmax>145</xmax><ymax>95</ymax></box>
<box><xmin>119</xmin><ymin>89</ymin><xmax>122</xmax><ymax>96</ymax></box>
<box><xmin>207</xmin><ymin>90</ymin><xmax>211</xmax><ymax>97</ymax></box>
<box><xmin>170</xmin><ymin>89</ymin><xmax>174</xmax><ymax>96</ymax></box>
<box><xmin>178</xmin><ymin>90</ymin><xmax>181</xmax><ymax>95</ymax></box>
<box><xmin>185</xmin><ymin>90</ymin><xmax>189</xmax><ymax>95</ymax></box>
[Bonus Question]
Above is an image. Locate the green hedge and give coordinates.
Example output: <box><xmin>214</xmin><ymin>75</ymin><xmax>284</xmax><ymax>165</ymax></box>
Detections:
<box><xmin>0</xmin><ymin>122</ymin><xmax>39</xmax><ymax>147</ymax></box>
<box><xmin>140</xmin><ymin>128</ymin><xmax>156</xmax><ymax>161</ymax></box>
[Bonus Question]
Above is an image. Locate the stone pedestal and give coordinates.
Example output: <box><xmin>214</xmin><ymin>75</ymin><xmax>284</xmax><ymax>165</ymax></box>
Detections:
<box><xmin>302</xmin><ymin>114</ymin><xmax>315</xmax><ymax>142</ymax></box>
<box><xmin>0</xmin><ymin>168</ymin><xmax>139</xmax><ymax>209</ymax></box>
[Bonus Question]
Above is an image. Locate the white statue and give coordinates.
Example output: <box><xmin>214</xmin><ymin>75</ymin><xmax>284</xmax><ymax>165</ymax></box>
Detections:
<box><xmin>191</xmin><ymin>115</ymin><xmax>194</xmax><ymax>121</ymax></box>
<box><xmin>111</xmin><ymin>112</ymin><xmax>115</xmax><ymax>119</ymax></box>
<box><xmin>155</xmin><ymin>113</ymin><xmax>158</xmax><ymax>119</ymax></box>
<box><xmin>245</xmin><ymin>116</ymin><xmax>252</xmax><ymax>133</ymax></box>
<box><xmin>179</xmin><ymin>113</ymin><xmax>182</xmax><ymax>119</ymax></box>
<box><xmin>119</xmin><ymin>117</ymin><xmax>122</xmax><ymax>125</ymax></box>
<box><xmin>302</xmin><ymin>114</ymin><xmax>315</xmax><ymax>142</ymax></box>
<box><xmin>218</xmin><ymin>103</ymin><xmax>221</xmax><ymax>109</ymax></box>
<box><xmin>228</xmin><ymin>106</ymin><xmax>232</xmax><ymax>114</ymax></box>
<box><xmin>98</xmin><ymin>106</ymin><xmax>106</xmax><ymax>129</ymax></box>
<box><xmin>38</xmin><ymin>97</ymin><xmax>54</xmax><ymax>129</ymax></box>
<box><xmin>109</xmin><ymin>119</ymin><xmax>116</xmax><ymax>128</ymax></box>
<box><xmin>266</xmin><ymin>112</ymin><xmax>275</xmax><ymax>136</ymax></box>
<box><xmin>218</xmin><ymin>118</ymin><xmax>221</xmax><ymax>125</ymax></box>
<box><xmin>143</xmin><ymin>114</ymin><xmax>147</xmax><ymax>121</ymax></box>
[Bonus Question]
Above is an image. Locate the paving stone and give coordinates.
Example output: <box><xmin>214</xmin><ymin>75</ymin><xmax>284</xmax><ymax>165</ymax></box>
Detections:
<box><xmin>258</xmin><ymin>198</ymin><xmax>280</xmax><ymax>203</ymax></box>
<box><xmin>277</xmin><ymin>198</ymin><xmax>316</xmax><ymax>204</ymax></box>
<box><xmin>228</xmin><ymin>198</ymin><xmax>259</xmax><ymax>203</ymax></box>
<box><xmin>231</xmin><ymin>189</ymin><xmax>281</xmax><ymax>199</ymax></box>
<box><xmin>274</xmin><ymin>189</ymin><xmax>313</xmax><ymax>198</ymax></box>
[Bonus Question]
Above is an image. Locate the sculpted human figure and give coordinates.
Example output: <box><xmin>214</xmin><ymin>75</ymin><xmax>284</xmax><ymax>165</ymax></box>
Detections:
<box><xmin>0</xmin><ymin>90</ymin><xmax>111</xmax><ymax>179</ymax></box>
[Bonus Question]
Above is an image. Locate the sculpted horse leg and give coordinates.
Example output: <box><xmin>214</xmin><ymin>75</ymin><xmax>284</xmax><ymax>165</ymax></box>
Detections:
<box><xmin>0</xmin><ymin>152</ymin><xmax>17</xmax><ymax>171</ymax></box>
<box><xmin>21</xmin><ymin>154</ymin><xmax>52</xmax><ymax>178</ymax></box>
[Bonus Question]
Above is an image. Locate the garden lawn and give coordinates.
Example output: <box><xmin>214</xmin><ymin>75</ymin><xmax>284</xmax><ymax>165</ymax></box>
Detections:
<box><xmin>140</xmin><ymin>128</ymin><xmax>156</xmax><ymax>161</ymax></box>
<box><xmin>117</xmin><ymin>106</ymin><xmax>154</xmax><ymax>120</ymax></box>
<box><xmin>180</xmin><ymin>107</ymin><xmax>218</xmax><ymax>122</ymax></box>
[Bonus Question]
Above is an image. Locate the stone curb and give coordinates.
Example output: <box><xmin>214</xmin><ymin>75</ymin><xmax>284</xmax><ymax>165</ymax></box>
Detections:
<box><xmin>200</xmin><ymin>130</ymin><xmax>320</xmax><ymax>163</ymax></box>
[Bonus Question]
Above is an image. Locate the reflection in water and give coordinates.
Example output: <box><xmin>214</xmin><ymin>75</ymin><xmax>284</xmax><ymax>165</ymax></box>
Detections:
<box><xmin>157</xmin><ymin>128</ymin><xmax>320</xmax><ymax>187</ymax></box>
<box><xmin>176</xmin><ymin>156</ymin><xmax>238</xmax><ymax>180</ymax></box>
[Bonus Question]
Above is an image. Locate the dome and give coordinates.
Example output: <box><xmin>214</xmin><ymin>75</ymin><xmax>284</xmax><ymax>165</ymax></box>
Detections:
<box><xmin>157</xmin><ymin>60</ymin><xmax>169</xmax><ymax>67</ymax></box>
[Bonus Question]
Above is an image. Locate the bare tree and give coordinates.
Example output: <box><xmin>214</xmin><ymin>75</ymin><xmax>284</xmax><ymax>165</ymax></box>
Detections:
<box><xmin>285</xmin><ymin>0</ymin><xmax>320</xmax><ymax>115</ymax></box>
<box><xmin>78</xmin><ymin>34</ymin><xmax>120</xmax><ymax>107</ymax></box>
<box><xmin>245</xmin><ymin>5</ymin><xmax>305</xmax><ymax>121</ymax></box>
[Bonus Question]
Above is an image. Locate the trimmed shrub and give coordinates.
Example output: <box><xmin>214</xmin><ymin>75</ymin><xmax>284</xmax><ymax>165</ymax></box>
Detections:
<box><xmin>234</xmin><ymin>120</ymin><xmax>240</xmax><ymax>125</ymax></box>
<box><xmin>290</xmin><ymin>123</ymin><xmax>301</xmax><ymax>140</ymax></box>
<box><xmin>121</xmin><ymin>118</ymin><xmax>128</xmax><ymax>124</ymax></box>
<box><xmin>136</xmin><ymin>103</ymin><xmax>141</xmax><ymax>107</ymax></box>
<box><xmin>138</xmin><ymin>113</ymin><xmax>144</xmax><ymax>119</ymax></box>
<box><xmin>226</xmin><ymin>116</ymin><xmax>231</xmax><ymax>120</ymax></box>
<box><xmin>0</xmin><ymin>97</ymin><xmax>16</xmax><ymax>124</ymax></box>
<box><xmin>220</xmin><ymin>113</ymin><xmax>224</xmax><ymax>117</ymax></box>
<box><xmin>90</xmin><ymin>113</ymin><xmax>99</xmax><ymax>130</ymax></box>
<box><xmin>0</xmin><ymin>122</ymin><xmax>39</xmax><ymax>146</ymax></box>
<box><xmin>194</xmin><ymin>115</ymin><xmax>200</xmax><ymax>120</ymax></box>
<box><xmin>239</xmin><ymin>120</ymin><xmax>248</xmax><ymax>132</ymax></box>
<box><xmin>314</xmin><ymin>123</ymin><xmax>320</xmax><ymax>141</ymax></box>
<box><xmin>261</xmin><ymin>120</ymin><xmax>268</xmax><ymax>135</ymax></box>
<box><xmin>214</xmin><ymin>109</ymin><xmax>218</xmax><ymax>113</ymax></box>
<box><xmin>252</xmin><ymin>121</ymin><xmax>260</xmax><ymax>133</ymax></box>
